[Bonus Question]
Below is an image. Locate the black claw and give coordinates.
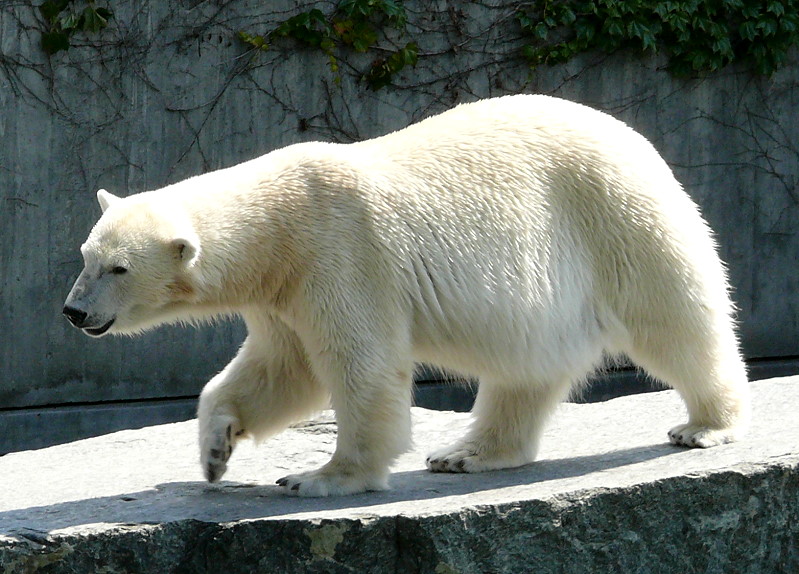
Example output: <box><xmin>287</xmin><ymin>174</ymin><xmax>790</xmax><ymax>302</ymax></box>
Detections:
<box><xmin>276</xmin><ymin>477</ymin><xmax>288</xmax><ymax>487</ymax></box>
<box><xmin>205</xmin><ymin>466</ymin><xmax>220</xmax><ymax>483</ymax></box>
<box><xmin>226</xmin><ymin>425</ymin><xmax>231</xmax><ymax>441</ymax></box>
<box><xmin>456</xmin><ymin>460</ymin><xmax>465</xmax><ymax>472</ymax></box>
<box><xmin>291</xmin><ymin>483</ymin><xmax>300</xmax><ymax>492</ymax></box>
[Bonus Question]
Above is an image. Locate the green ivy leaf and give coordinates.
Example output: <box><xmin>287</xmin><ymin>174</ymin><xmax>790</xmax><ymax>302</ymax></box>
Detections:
<box><xmin>365</xmin><ymin>41</ymin><xmax>416</xmax><ymax>90</ymax></box>
<box><xmin>780</xmin><ymin>15</ymin><xmax>798</xmax><ymax>33</ymax></box>
<box><xmin>682</xmin><ymin>0</ymin><xmax>702</xmax><ymax>15</ymax></box>
<box><xmin>397</xmin><ymin>41</ymin><xmax>418</xmax><ymax>66</ymax></box>
<box><xmin>690</xmin><ymin>49</ymin><xmax>708</xmax><ymax>70</ymax></box>
<box><xmin>521</xmin><ymin>43</ymin><xmax>540</xmax><ymax>63</ymax></box>
<box><xmin>713</xmin><ymin>36</ymin><xmax>734</xmax><ymax>60</ymax></box>
<box><xmin>238</xmin><ymin>30</ymin><xmax>269</xmax><ymax>50</ymax></box>
<box><xmin>41</xmin><ymin>30</ymin><xmax>70</xmax><ymax>54</ymax></box>
<box><xmin>604</xmin><ymin>18</ymin><xmax>624</xmax><ymax>38</ymax></box>
<box><xmin>654</xmin><ymin>1</ymin><xmax>679</xmax><ymax>18</ymax></box>
<box><xmin>275</xmin><ymin>10</ymin><xmax>331</xmax><ymax>48</ymax></box>
<box><xmin>352</xmin><ymin>20</ymin><xmax>378</xmax><ymax>51</ymax></box>
<box><xmin>382</xmin><ymin>0</ymin><xmax>408</xmax><ymax>28</ymax></box>
<box><xmin>723</xmin><ymin>0</ymin><xmax>745</xmax><ymax>9</ymax></box>
<box><xmin>59</xmin><ymin>11</ymin><xmax>81</xmax><ymax>32</ymax></box>
<box><xmin>39</xmin><ymin>0</ymin><xmax>69</xmax><ymax>24</ymax></box>
<box><xmin>81</xmin><ymin>6</ymin><xmax>109</xmax><ymax>33</ymax></box>
<box><xmin>663</xmin><ymin>9</ymin><xmax>690</xmax><ymax>32</ymax></box>
<box><xmin>739</xmin><ymin>19</ymin><xmax>758</xmax><ymax>41</ymax></box>
<box><xmin>559</xmin><ymin>6</ymin><xmax>577</xmax><ymax>25</ymax></box>
<box><xmin>320</xmin><ymin>36</ymin><xmax>336</xmax><ymax>54</ymax></box>
<box><xmin>741</xmin><ymin>4</ymin><xmax>761</xmax><ymax>19</ymax></box>
<box><xmin>95</xmin><ymin>8</ymin><xmax>113</xmax><ymax>21</ymax></box>
<box><xmin>627</xmin><ymin>20</ymin><xmax>648</xmax><ymax>40</ymax></box>
<box><xmin>641</xmin><ymin>28</ymin><xmax>658</xmax><ymax>51</ymax></box>
<box><xmin>757</xmin><ymin>17</ymin><xmax>779</xmax><ymax>37</ymax></box>
<box><xmin>574</xmin><ymin>18</ymin><xmax>596</xmax><ymax>44</ymax></box>
<box><xmin>767</xmin><ymin>1</ymin><xmax>785</xmax><ymax>16</ymax></box>
<box><xmin>338</xmin><ymin>0</ymin><xmax>407</xmax><ymax>28</ymax></box>
<box><xmin>366</xmin><ymin>61</ymin><xmax>392</xmax><ymax>90</ymax></box>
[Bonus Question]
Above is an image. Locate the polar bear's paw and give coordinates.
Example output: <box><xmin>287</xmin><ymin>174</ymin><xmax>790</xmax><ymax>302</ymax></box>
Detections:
<box><xmin>426</xmin><ymin>442</ymin><xmax>532</xmax><ymax>473</ymax></box>
<box><xmin>276</xmin><ymin>466</ymin><xmax>389</xmax><ymax>497</ymax></box>
<box><xmin>200</xmin><ymin>416</ymin><xmax>244</xmax><ymax>483</ymax></box>
<box><xmin>668</xmin><ymin>423</ymin><xmax>740</xmax><ymax>448</ymax></box>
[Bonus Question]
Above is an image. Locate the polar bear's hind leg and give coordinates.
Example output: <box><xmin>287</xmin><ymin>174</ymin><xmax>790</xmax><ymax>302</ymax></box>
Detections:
<box><xmin>626</xmin><ymin>312</ymin><xmax>750</xmax><ymax>449</ymax></box>
<box><xmin>426</xmin><ymin>379</ymin><xmax>572</xmax><ymax>473</ymax></box>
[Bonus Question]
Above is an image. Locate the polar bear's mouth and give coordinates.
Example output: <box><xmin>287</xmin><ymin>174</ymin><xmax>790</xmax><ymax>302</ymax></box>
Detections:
<box><xmin>84</xmin><ymin>318</ymin><xmax>115</xmax><ymax>337</ymax></box>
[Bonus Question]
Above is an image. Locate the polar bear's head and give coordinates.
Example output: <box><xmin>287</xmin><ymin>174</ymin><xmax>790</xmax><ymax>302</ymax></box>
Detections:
<box><xmin>63</xmin><ymin>189</ymin><xmax>202</xmax><ymax>337</ymax></box>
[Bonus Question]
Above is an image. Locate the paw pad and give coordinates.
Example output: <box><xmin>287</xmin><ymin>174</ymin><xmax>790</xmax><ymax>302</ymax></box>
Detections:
<box><xmin>202</xmin><ymin>419</ymin><xmax>241</xmax><ymax>483</ymax></box>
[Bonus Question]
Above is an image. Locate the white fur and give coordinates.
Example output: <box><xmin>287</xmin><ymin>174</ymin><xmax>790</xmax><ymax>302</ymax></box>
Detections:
<box><xmin>64</xmin><ymin>95</ymin><xmax>750</xmax><ymax>496</ymax></box>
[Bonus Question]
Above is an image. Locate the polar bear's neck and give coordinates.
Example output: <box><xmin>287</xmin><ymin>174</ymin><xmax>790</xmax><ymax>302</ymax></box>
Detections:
<box><xmin>158</xmin><ymin>145</ymin><xmax>344</xmax><ymax>316</ymax></box>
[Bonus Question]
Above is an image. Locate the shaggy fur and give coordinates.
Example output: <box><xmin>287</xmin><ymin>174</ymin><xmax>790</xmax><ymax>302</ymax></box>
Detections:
<box><xmin>64</xmin><ymin>95</ymin><xmax>750</xmax><ymax>496</ymax></box>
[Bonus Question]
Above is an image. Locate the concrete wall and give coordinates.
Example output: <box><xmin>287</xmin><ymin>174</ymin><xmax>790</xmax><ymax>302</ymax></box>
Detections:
<box><xmin>1</xmin><ymin>2</ymin><xmax>798</xmax><ymax>415</ymax></box>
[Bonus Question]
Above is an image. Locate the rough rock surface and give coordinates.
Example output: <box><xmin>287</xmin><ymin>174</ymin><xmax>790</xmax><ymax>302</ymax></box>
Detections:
<box><xmin>1</xmin><ymin>378</ymin><xmax>797</xmax><ymax>573</ymax></box>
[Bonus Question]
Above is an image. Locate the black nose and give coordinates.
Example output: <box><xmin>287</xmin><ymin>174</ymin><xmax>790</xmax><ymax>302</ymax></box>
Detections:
<box><xmin>63</xmin><ymin>305</ymin><xmax>88</xmax><ymax>327</ymax></box>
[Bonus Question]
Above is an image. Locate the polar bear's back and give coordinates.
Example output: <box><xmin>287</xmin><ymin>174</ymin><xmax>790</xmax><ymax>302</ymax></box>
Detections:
<box><xmin>364</xmin><ymin>95</ymin><xmax>674</xmax><ymax>203</ymax></box>
<box><xmin>354</xmin><ymin>95</ymin><xmax>694</xmax><ymax>254</ymax></box>
<box><xmin>352</xmin><ymin>94</ymin><xmax>717</xmax><ymax>294</ymax></box>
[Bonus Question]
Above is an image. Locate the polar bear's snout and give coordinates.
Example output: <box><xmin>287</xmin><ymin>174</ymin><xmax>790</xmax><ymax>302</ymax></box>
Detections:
<box><xmin>63</xmin><ymin>271</ymin><xmax>118</xmax><ymax>337</ymax></box>
<box><xmin>63</xmin><ymin>305</ymin><xmax>88</xmax><ymax>327</ymax></box>
<box><xmin>62</xmin><ymin>301</ymin><xmax>116</xmax><ymax>337</ymax></box>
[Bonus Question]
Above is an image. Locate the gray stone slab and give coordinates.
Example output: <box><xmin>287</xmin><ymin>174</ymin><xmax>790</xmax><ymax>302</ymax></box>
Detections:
<box><xmin>1</xmin><ymin>378</ymin><xmax>798</xmax><ymax>573</ymax></box>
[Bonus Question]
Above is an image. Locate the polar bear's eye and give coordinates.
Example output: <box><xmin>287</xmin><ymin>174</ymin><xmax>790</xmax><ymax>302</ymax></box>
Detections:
<box><xmin>111</xmin><ymin>266</ymin><xmax>128</xmax><ymax>275</ymax></box>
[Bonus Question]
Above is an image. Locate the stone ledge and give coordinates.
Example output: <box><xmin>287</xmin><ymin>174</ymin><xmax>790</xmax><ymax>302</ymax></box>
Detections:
<box><xmin>1</xmin><ymin>378</ymin><xmax>797</xmax><ymax>573</ymax></box>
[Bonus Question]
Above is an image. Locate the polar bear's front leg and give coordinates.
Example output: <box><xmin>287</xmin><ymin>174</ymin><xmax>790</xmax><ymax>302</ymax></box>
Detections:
<box><xmin>198</xmin><ymin>316</ymin><xmax>329</xmax><ymax>483</ymax></box>
<box><xmin>275</xmin><ymin>372</ymin><xmax>414</xmax><ymax>496</ymax></box>
<box><xmin>198</xmin><ymin>359</ymin><xmax>250</xmax><ymax>482</ymax></box>
<box><xmin>275</xmin><ymin>327</ymin><xmax>414</xmax><ymax>496</ymax></box>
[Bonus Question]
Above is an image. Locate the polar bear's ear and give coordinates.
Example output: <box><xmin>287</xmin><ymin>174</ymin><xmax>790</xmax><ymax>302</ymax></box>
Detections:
<box><xmin>97</xmin><ymin>189</ymin><xmax>121</xmax><ymax>213</ymax></box>
<box><xmin>170</xmin><ymin>236</ymin><xmax>201</xmax><ymax>268</ymax></box>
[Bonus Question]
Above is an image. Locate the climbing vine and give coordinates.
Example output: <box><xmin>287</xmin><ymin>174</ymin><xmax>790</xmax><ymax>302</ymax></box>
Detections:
<box><xmin>35</xmin><ymin>1</ymin><xmax>799</xmax><ymax>81</ymax></box>
<box><xmin>38</xmin><ymin>0</ymin><xmax>113</xmax><ymax>55</ymax></box>
<box><xmin>238</xmin><ymin>0</ymin><xmax>418</xmax><ymax>90</ymax></box>
<box><xmin>517</xmin><ymin>0</ymin><xmax>799</xmax><ymax>76</ymax></box>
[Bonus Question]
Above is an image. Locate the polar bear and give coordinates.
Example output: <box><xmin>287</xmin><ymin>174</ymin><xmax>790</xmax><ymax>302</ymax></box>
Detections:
<box><xmin>63</xmin><ymin>94</ymin><xmax>750</xmax><ymax>496</ymax></box>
